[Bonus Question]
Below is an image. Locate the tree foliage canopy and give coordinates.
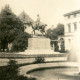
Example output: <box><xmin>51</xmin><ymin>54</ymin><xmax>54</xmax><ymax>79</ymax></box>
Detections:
<box><xmin>55</xmin><ymin>23</ymin><xmax>64</xmax><ymax>35</ymax></box>
<box><xmin>46</xmin><ymin>23</ymin><xmax>64</xmax><ymax>40</ymax></box>
<box><xmin>0</xmin><ymin>5</ymin><xmax>24</xmax><ymax>40</ymax></box>
<box><xmin>0</xmin><ymin>5</ymin><xmax>31</xmax><ymax>51</ymax></box>
<box><xmin>12</xmin><ymin>32</ymin><xmax>31</xmax><ymax>52</ymax></box>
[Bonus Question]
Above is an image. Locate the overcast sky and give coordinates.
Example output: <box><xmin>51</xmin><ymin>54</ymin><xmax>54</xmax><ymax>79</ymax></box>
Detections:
<box><xmin>0</xmin><ymin>0</ymin><xmax>80</xmax><ymax>28</ymax></box>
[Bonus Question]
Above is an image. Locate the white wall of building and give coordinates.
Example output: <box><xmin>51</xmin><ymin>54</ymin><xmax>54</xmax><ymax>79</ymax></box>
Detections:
<box><xmin>64</xmin><ymin>12</ymin><xmax>80</xmax><ymax>51</ymax></box>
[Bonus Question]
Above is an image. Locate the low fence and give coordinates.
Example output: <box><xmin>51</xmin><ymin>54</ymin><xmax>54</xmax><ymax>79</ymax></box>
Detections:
<box><xmin>0</xmin><ymin>53</ymin><xmax>68</xmax><ymax>58</ymax></box>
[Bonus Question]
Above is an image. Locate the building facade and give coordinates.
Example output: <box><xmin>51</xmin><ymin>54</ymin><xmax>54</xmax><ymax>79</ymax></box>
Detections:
<box><xmin>64</xmin><ymin>10</ymin><xmax>80</xmax><ymax>51</ymax></box>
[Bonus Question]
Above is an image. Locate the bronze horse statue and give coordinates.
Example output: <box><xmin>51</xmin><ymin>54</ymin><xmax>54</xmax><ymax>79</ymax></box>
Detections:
<box><xmin>31</xmin><ymin>22</ymin><xmax>47</xmax><ymax>36</ymax></box>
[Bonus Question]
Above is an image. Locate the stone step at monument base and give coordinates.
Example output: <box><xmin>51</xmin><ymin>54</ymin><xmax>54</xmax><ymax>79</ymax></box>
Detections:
<box><xmin>18</xmin><ymin>50</ymin><xmax>59</xmax><ymax>55</ymax></box>
<box><xmin>18</xmin><ymin>51</ymin><xmax>68</xmax><ymax>62</ymax></box>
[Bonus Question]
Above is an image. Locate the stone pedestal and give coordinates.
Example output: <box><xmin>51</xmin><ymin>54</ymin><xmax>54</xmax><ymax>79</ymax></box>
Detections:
<box><xmin>19</xmin><ymin>37</ymin><xmax>56</xmax><ymax>55</ymax></box>
<box><xmin>28</xmin><ymin>38</ymin><xmax>51</xmax><ymax>50</ymax></box>
<box><xmin>23</xmin><ymin>37</ymin><xmax>55</xmax><ymax>54</ymax></box>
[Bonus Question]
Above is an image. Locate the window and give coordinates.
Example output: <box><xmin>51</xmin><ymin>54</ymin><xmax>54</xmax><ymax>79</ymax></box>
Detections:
<box><xmin>67</xmin><ymin>24</ymin><xmax>71</xmax><ymax>32</ymax></box>
<box><xmin>73</xmin><ymin>22</ymin><xmax>77</xmax><ymax>31</ymax></box>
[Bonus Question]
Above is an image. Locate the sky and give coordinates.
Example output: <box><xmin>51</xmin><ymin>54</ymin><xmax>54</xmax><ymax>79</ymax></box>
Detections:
<box><xmin>0</xmin><ymin>0</ymin><xmax>80</xmax><ymax>28</ymax></box>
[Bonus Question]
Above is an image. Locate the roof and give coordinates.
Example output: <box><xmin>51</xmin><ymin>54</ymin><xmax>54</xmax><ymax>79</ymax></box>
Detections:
<box><xmin>19</xmin><ymin>11</ymin><xmax>34</xmax><ymax>23</ymax></box>
<box><xmin>64</xmin><ymin>10</ymin><xmax>80</xmax><ymax>16</ymax></box>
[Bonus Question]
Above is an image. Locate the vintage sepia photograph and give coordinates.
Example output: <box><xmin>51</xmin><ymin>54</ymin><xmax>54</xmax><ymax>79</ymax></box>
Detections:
<box><xmin>0</xmin><ymin>0</ymin><xmax>80</xmax><ymax>80</ymax></box>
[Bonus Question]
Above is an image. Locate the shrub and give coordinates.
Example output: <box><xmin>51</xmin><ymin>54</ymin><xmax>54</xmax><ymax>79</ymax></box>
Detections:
<box><xmin>0</xmin><ymin>60</ymin><xmax>19</xmax><ymax>80</ymax></box>
<box><xmin>0</xmin><ymin>60</ymin><xmax>36</xmax><ymax>80</ymax></box>
<box><xmin>35</xmin><ymin>57</ymin><xmax>45</xmax><ymax>63</ymax></box>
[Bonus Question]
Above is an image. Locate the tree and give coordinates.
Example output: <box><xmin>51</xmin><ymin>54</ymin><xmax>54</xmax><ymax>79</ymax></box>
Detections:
<box><xmin>55</xmin><ymin>23</ymin><xmax>64</xmax><ymax>35</ymax></box>
<box><xmin>46</xmin><ymin>23</ymin><xmax>64</xmax><ymax>40</ymax></box>
<box><xmin>0</xmin><ymin>5</ymin><xmax>24</xmax><ymax>51</ymax></box>
<box><xmin>46</xmin><ymin>28</ymin><xmax>58</xmax><ymax>40</ymax></box>
<box><xmin>46</xmin><ymin>23</ymin><xmax>64</xmax><ymax>51</ymax></box>
<box><xmin>12</xmin><ymin>32</ymin><xmax>31</xmax><ymax>52</ymax></box>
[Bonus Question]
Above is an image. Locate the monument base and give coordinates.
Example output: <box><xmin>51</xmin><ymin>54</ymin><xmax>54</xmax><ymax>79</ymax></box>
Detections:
<box><xmin>25</xmin><ymin>37</ymin><xmax>55</xmax><ymax>55</ymax></box>
<box><xmin>19</xmin><ymin>37</ymin><xmax>56</xmax><ymax>55</ymax></box>
<box><xmin>24</xmin><ymin>50</ymin><xmax>55</xmax><ymax>54</ymax></box>
<box><xmin>28</xmin><ymin>37</ymin><xmax>51</xmax><ymax>50</ymax></box>
<box><xmin>18</xmin><ymin>37</ymin><xmax>55</xmax><ymax>55</ymax></box>
<box><xmin>18</xmin><ymin>50</ymin><xmax>60</xmax><ymax>55</ymax></box>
